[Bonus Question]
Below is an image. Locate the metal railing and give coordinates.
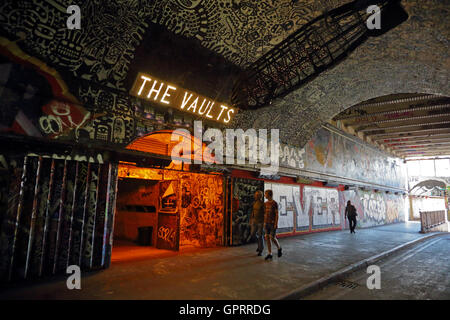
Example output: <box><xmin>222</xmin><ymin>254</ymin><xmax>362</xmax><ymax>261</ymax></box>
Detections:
<box><xmin>419</xmin><ymin>210</ymin><xmax>447</xmax><ymax>233</ymax></box>
<box><xmin>231</xmin><ymin>0</ymin><xmax>407</xmax><ymax>109</ymax></box>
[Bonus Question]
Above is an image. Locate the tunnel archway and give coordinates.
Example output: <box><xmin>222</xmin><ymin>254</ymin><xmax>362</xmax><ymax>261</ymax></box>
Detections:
<box><xmin>231</xmin><ymin>0</ymin><xmax>449</xmax><ymax>149</ymax></box>
<box><xmin>410</xmin><ymin>179</ymin><xmax>447</xmax><ymax>196</ymax></box>
<box><xmin>125</xmin><ymin>129</ymin><xmax>216</xmax><ymax>167</ymax></box>
<box><xmin>409</xmin><ymin>178</ymin><xmax>447</xmax><ymax>220</ymax></box>
<box><xmin>112</xmin><ymin>129</ymin><xmax>225</xmax><ymax>262</ymax></box>
<box><xmin>330</xmin><ymin>93</ymin><xmax>450</xmax><ymax>159</ymax></box>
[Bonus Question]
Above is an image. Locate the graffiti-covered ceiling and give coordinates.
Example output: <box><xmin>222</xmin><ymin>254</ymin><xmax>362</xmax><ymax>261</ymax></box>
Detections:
<box><xmin>146</xmin><ymin>0</ymin><xmax>350</xmax><ymax>67</ymax></box>
<box><xmin>0</xmin><ymin>0</ymin><xmax>448</xmax><ymax>150</ymax></box>
<box><xmin>1</xmin><ymin>0</ymin><xmax>348</xmax><ymax>89</ymax></box>
<box><xmin>231</xmin><ymin>0</ymin><xmax>450</xmax><ymax>148</ymax></box>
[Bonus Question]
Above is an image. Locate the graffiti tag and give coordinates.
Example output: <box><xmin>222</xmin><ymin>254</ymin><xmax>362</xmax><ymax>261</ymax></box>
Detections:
<box><xmin>158</xmin><ymin>226</ymin><xmax>176</xmax><ymax>245</ymax></box>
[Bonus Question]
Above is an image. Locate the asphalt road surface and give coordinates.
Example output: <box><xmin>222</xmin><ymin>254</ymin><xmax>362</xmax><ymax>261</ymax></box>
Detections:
<box><xmin>304</xmin><ymin>234</ymin><xmax>450</xmax><ymax>300</ymax></box>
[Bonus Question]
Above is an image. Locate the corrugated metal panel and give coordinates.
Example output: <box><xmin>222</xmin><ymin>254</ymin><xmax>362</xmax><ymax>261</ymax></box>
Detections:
<box><xmin>127</xmin><ymin>137</ymin><xmax>169</xmax><ymax>155</ymax></box>
<box><xmin>0</xmin><ymin>155</ymin><xmax>118</xmax><ymax>282</ymax></box>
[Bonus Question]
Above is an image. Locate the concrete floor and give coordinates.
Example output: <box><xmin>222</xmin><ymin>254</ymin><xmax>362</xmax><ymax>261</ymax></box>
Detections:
<box><xmin>0</xmin><ymin>221</ymin><xmax>444</xmax><ymax>300</ymax></box>
<box><xmin>305</xmin><ymin>233</ymin><xmax>450</xmax><ymax>300</ymax></box>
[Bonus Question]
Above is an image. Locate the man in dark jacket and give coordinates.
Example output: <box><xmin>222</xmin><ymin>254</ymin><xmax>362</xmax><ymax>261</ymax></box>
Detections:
<box><xmin>345</xmin><ymin>200</ymin><xmax>358</xmax><ymax>233</ymax></box>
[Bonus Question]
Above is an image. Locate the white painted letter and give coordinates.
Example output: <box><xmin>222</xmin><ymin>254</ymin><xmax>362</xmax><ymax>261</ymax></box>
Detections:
<box><xmin>203</xmin><ymin>129</ymin><xmax>223</xmax><ymax>164</ymax></box>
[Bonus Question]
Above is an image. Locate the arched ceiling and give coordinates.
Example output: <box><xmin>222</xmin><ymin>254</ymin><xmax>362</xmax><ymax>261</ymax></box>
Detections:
<box><xmin>332</xmin><ymin>93</ymin><xmax>450</xmax><ymax>158</ymax></box>
<box><xmin>145</xmin><ymin>0</ymin><xmax>350</xmax><ymax>67</ymax></box>
<box><xmin>1</xmin><ymin>0</ymin><xmax>448</xmax><ymax>152</ymax></box>
<box><xmin>229</xmin><ymin>0</ymin><xmax>449</xmax><ymax>148</ymax></box>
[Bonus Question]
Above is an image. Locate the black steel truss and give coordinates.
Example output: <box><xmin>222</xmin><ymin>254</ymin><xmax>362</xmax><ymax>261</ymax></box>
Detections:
<box><xmin>232</xmin><ymin>0</ymin><xmax>407</xmax><ymax>109</ymax></box>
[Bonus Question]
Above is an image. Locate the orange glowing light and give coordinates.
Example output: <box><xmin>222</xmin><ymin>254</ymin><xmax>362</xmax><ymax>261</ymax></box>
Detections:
<box><xmin>126</xmin><ymin>130</ymin><xmax>215</xmax><ymax>165</ymax></box>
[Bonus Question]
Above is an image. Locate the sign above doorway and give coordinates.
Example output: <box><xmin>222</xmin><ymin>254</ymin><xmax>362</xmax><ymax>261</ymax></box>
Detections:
<box><xmin>130</xmin><ymin>72</ymin><xmax>236</xmax><ymax>124</ymax></box>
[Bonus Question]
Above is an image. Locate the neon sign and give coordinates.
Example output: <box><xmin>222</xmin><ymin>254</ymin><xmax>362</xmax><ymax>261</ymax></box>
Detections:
<box><xmin>130</xmin><ymin>72</ymin><xmax>236</xmax><ymax>124</ymax></box>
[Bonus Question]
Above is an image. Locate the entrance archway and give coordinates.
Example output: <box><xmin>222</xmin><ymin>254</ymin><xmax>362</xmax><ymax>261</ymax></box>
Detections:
<box><xmin>112</xmin><ymin>130</ymin><xmax>225</xmax><ymax>263</ymax></box>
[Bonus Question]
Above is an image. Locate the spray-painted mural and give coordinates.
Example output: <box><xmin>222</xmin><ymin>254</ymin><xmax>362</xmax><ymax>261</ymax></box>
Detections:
<box><xmin>0</xmin><ymin>0</ymin><xmax>327</xmax><ymax>76</ymax></box>
<box><xmin>2</xmin><ymin>0</ymin><xmax>316</xmax><ymax>147</ymax></box>
<box><xmin>408</xmin><ymin>176</ymin><xmax>448</xmax><ymax>197</ymax></box>
<box><xmin>0</xmin><ymin>154</ymin><xmax>118</xmax><ymax>282</ymax></box>
<box><xmin>116</xmin><ymin>168</ymin><xmax>225</xmax><ymax>248</ymax></box>
<box><xmin>231</xmin><ymin>178</ymin><xmax>264</xmax><ymax>245</ymax></box>
<box><xmin>232</xmin><ymin>179</ymin><xmax>343</xmax><ymax>244</ymax></box>
<box><xmin>264</xmin><ymin>183</ymin><xmax>301</xmax><ymax>233</ymax></box>
<box><xmin>340</xmin><ymin>189</ymin><xmax>406</xmax><ymax>228</ymax></box>
<box><xmin>278</xmin><ymin>127</ymin><xmax>406</xmax><ymax>190</ymax></box>
<box><xmin>0</xmin><ymin>48</ymin><xmax>198</xmax><ymax>146</ymax></box>
<box><xmin>178</xmin><ymin>173</ymin><xmax>224</xmax><ymax>248</ymax></box>
<box><xmin>304</xmin><ymin>186</ymin><xmax>340</xmax><ymax>229</ymax></box>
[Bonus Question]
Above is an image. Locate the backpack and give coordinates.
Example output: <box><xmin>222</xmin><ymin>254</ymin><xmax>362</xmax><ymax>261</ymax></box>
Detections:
<box><xmin>349</xmin><ymin>205</ymin><xmax>358</xmax><ymax>218</ymax></box>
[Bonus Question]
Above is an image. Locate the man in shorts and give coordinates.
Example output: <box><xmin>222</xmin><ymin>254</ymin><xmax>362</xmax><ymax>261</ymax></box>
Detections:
<box><xmin>263</xmin><ymin>189</ymin><xmax>282</xmax><ymax>260</ymax></box>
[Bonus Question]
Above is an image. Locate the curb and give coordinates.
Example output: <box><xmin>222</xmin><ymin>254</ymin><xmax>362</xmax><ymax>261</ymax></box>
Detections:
<box><xmin>276</xmin><ymin>232</ymin><xmax>445</xmax><ymax>300</ymax></box>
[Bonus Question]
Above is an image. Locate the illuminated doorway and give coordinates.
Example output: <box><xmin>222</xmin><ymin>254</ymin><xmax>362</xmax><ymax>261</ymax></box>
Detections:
<box><xmin>112</xmin><ymin>130</ymin><xmax>225</xmax><ymax>262</ymax></box>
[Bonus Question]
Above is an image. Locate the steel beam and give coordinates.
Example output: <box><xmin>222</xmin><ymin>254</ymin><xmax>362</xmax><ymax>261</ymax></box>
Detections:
<box><xmin>336</xmin><ymin>102</ymin><xmax>450</xmax><ymax>121</ymax></box>
<box><xmin>232</xmin><ymin>0</ymin><xmax>401</xmax><ymax>109</ymax></box>
<box><xmin>372</xmin><ymin>128</ymin><xmax>450</xmax><ymax>141</ymax></box>
<box><xmin>388</xmin><ymin>139</ymin><xmax>450</xmax><ymax>148</ymax></box>
<box><xmin>393</xmin><ymin>142</ymin><xmax>450</xmax><ymax>151</ymax></box>
<box><xmin>357</xmin><ymin>118</ymin><xmax>450</xmax><ymax>133</ymax></box>
<box><xmin>357</xmin><ymin>121</ymin><xmax>450</xmax><ymax>136</ymax></box>
<box><xmin>349</xmin><ymin>94</ymin><xmax>436</xmax><ymax>109</ymax></box>
<box><xmin>397</xmin><ymin>148</ymin><xmax>450</xmax><ymax>156</ymax></box>
<box><xmin>382</xmin><ymin>134</ymin><xmax>450</xmax><ymax>144</ymax></box>
<box><xmin>346</xmin><ymin>106</ymin><xmax>450</xmax><ymax>128</ymax></box>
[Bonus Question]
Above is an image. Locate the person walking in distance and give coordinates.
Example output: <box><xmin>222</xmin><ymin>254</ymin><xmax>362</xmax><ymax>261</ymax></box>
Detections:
<box><xmin>249</xmin><ymin>190</ymin><xmax>265</xmax><ymax>255</ymax></box>
<box><xmin>263</xmin><ymin>189</ymin><xmax>282</xmax><ymax>260</ymax></box>
<box><xmin>345</xmin><ymin>200</ymin><xmax>358</xmax><ymax>233</ymax></box>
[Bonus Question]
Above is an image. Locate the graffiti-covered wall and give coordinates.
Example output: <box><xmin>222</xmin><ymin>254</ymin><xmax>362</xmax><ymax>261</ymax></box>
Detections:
<box><xmin>303</xmin><ymin>186</ymin><xmax>341</xmax><ymax>230</ymax></box>
<box><xmin>340</xmin><ymin>189</ymin><xmax>406</xmax><ymax>228</ymax></box>
<box><xmin>0</xmin><ymin>45</ymin><xmax>204</xmax><ymax>148</ymax></box>
<box><xmin>0</xmin><ymin>0</ymin><xmax>246</xmax><ymax>148</ymax></box>
<box><xmin>279</xmin><ymin>127</ymin><xmax>407</xmax><ymax>190</ymax></box>
<box><xmin>264</xmin><ymin>183</ymin><xmax>301</xmax><ymax>233</ymax></box>
<box><xmin>178</xmin><ymin>173</ymin><xmax>224</xmax><ymax>248</ymax></box>
<box><xmin>231</xmin><ymin>178</ymin><xmax>264</xmax><ymax>245</ymax></box>
<box><xmin>0</xmin><ymin>154</ymin><xmax>118</xmax><ymax>282</ymax></box>
<box><xmin>231</xmin><ymin>176</ymin><xmax>343</xmax><ymax>244</ymax></box>
<box><xmin>115</xmin><ymin>170</ymin><xmax>224</xmax><ymax>248</ymax></box>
